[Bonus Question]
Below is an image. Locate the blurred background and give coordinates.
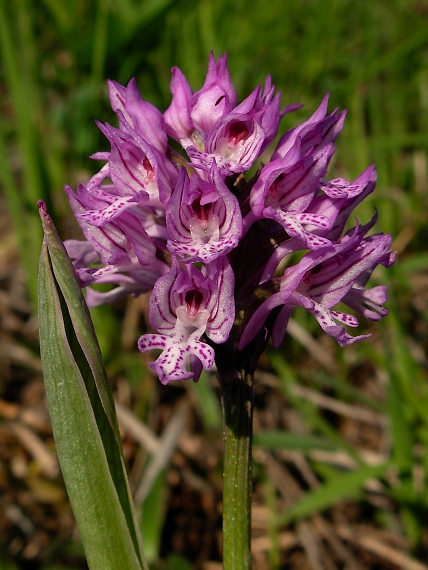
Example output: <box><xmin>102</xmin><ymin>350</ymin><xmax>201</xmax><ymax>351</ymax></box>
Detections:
<box><xmin>1</xmin><ymin>0</ymin><xmax>428</xmax><ymax>568</ymax></box>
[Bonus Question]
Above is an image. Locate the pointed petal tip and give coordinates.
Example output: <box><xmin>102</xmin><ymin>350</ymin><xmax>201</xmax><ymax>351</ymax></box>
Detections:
<box><xmin>127</xmin><ymin>77</ymin><xmax>138</xmax><ymax>90</ymax></box>
<box><xmin>280</xmin><ymin>103</ymin><xmax>303</xmax><ymax>117</ymax></box>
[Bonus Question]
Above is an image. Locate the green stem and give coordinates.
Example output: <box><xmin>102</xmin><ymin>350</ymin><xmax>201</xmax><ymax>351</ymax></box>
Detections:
<box><xmin>221</xmin><ymin>369</ymin><xmax>254</xmax><ymax>570</ymax></box>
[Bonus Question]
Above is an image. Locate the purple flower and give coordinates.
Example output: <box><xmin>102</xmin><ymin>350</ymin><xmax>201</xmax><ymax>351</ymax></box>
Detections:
<box><xmin>63</xmin><ymin>52</ymin><xmax>394</xmax><ymax>383</ymax></box>
<box><xmin>309</xmin><ymin>165</ymin><xmax>377</xmax><ymax>242</ymax></box>
<box><xmin>75</xmin><ymin>123</ymin><xmax>175</xmax><ymax>229</ymax></box>
<box><xmin>190</xmin><ymin>52</ymin><xmax>237</xmax><ymax>136</ymax></box>
<box><xmin>271</xmin><ymin>94</ymin><xmax>346</xmax><ymax>161</ymax></box>
<box><xmin>187</xmin><ymin>79</ymin><xmax>282</xmax><ymax>175</ymax></box>
<box><xmin>238</xmin><ymin>227</ymin><xmax>395</xmax><ymax>350</ymax></box>
<box><xmin>64</xmin><ymin>179</ymin><xmax>170</xmax><ymax>306</ymax></box>
<box><xmin>164</xmin><ymin>52</ymin><xmax>237</xmax><ymax>147</ymax></box>
<box><xmin>138</xmin><ymin>257</ymin><xmax>234</xmax><ymax>383</ymax></box>
<box><xmin>65</xmin><ymin>183</ymin><xmax>156</xmax><ymax>267</ymax></box>
<box><xmin>108</xmin><ymin>78</ymin><xmax>168</xmax><ymax>154</ymax></box>
<box><xmin>249</xmin><ymin>143</ymin><xmax>335</xmax><ymax>249</ymax></box>
<box><xmin>166</xmin><ymin>163</ymin><xmax>242</xmax><ymax>263</ymax></box>
<box><xmin>164</xmin><ymin>67</ymin><xmax>194</xmax><ymax>145</ymax></box>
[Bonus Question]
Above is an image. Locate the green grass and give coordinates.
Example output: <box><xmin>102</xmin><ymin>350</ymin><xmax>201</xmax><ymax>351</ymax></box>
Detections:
<box><xmin>1</xmin><ymin>0</ymin><xmax>428</xmax><ymax>567</ymax></box>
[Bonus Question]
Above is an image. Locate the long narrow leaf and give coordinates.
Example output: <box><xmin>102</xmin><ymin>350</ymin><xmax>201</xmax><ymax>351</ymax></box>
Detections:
<box><xmin>253</xmin><ymin>431</ymin><xmax>335</xmax><ymax>452</ymax></box>
<box><xmin>38</xmin><ymin>201</ymin><xmax>144</xmax><ymax>570</ymax></box>
<box><xmin>276</xmin><ymin>462</ymin><xmax>390</xmax><ymax>526</ymax></box>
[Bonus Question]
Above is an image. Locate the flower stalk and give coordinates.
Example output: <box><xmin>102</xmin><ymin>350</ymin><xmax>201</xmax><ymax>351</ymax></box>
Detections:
<box><xmin>221</xmin><ymin>368</ymin><xmax>254</xmax><ymax>570</ymax></box>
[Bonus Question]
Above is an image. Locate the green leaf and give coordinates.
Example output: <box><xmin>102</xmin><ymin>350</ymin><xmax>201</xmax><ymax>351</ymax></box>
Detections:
<box><xmin>276</xmin><ymin>462</ymin><xmax>390</xmax><ymax>526</ymax></box>
<box><xmin>189</xmin><ymin>371</ymin><xmax>222</xmax><ymax>431</ymax></box>
<box><xmin>140</xmin><ymin>470</ymin><xmax>167</xmax><ymax>564</ymax></box>
<box><xmin>254</xmin><ymin>431</ymin><xmax>335</xmax><ymax>452</ymax></box>
<box><xmin>37</xmin><ymin>202</ymin><xmax>145</xmax><ymax>570</ymax></box>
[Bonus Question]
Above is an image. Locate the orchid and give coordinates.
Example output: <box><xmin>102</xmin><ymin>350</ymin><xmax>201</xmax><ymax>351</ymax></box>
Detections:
<box><xmin>164</xmin><ymin>52</ymin><xmax>237</xmax><ymax>146</ymax></box>
<box><xmin>238</xmin><ymin>227</ymin><xmax>394</xmax><ymax>350</ymax></box>
<box><xmin>64</xmin><ymin>51</ymin><xmax>393</xmax><ymax>384</ymax></box>
<box><xmin>138</xmin><ymin>256</ymin><xmax>234</xmax><ymax>383</ymax></box>
<box><xmin>45</xmin><ymin>52</ymin><xmax>396</xmax><ymax>570</ymax></box>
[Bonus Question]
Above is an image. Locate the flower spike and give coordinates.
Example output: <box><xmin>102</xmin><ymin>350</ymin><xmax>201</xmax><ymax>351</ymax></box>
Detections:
<box><xmin>63</xmin><ymin>52</ymin><xmax>394</xmax><ymax>384</ymax></box>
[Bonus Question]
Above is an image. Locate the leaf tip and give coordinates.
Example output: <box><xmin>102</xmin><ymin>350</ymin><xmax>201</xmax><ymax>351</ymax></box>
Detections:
<box><xmin>38</xmin><ymin>200</ymin><xmax>58</xmax><ymax>241</ymax></box>
<box><xmin>38</xmin><ymin>200</ymin><xmax>51</xmax><ymax>228</ymax></box>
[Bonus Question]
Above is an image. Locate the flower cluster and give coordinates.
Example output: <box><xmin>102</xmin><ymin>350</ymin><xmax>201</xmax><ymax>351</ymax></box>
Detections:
<box><xmin>65</xmin><ymin>53</ymin><xmax>395</xmax><ymax>384</ymax></box>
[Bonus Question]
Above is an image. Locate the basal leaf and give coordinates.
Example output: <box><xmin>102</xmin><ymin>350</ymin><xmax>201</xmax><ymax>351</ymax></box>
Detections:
<box><xmin>38</xmin><ymin>201</ymin><xmax>144</xmax><ymax>570</ymax></box>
